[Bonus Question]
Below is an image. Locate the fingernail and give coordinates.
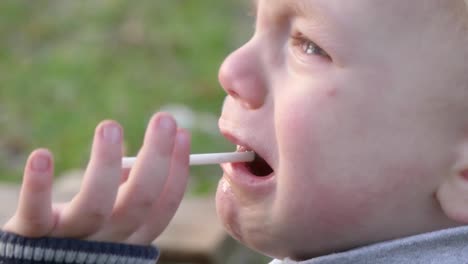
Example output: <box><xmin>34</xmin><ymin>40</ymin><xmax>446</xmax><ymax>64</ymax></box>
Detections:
<box><xmin>103</xmin><ymin>124</ymin><xmax>121</xmax><ymax>144</ymax></box>
<box><xmin>158</xmin><ymin>115</ymin><xmax>175</xmax><ymax>131</ymax></box>
<box><xmin>31</xmin><ymin>154</ymin><xmax>50</xmax><ymax>172</ymax></box>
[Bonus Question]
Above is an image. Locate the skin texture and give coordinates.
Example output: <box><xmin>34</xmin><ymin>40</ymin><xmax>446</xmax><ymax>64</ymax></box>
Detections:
<box><xmin>216</xmin><ymin>0</ymin><xmax>468</xmax><ymax>260</ymax></box>
<box><xmin>3</xmin><ymin>0</ymin><xmax>468</xmax><ymax>262</ymax></box>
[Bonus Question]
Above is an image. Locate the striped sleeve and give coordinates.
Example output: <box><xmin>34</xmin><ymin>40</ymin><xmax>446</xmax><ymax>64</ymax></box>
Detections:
<box><xmin>0</xmin><ymin>231</ymin><xmax>159</xmax><ymax>264</ymax></box>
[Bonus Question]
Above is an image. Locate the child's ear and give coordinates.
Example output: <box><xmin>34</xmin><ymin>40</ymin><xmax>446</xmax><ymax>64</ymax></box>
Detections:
<box><xmin>437</xmin><ymin>143</ymin><xmax>468</xmax><ymax>223</ymax></box>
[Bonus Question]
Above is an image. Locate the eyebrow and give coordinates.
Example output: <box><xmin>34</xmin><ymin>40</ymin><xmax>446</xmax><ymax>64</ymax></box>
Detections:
<box><xmin>251</xmin><ymin>0</ymin><xmax>342</xmax><ymax>56</ymax></box>
<box><xmin>250</xmin><ymin>0</ymin><xmax>327</xmax><ymax>20</ymax></box>
<box><xmin>291</xmin><ymin>0</ymin><xmax>319</xmax><ymax>18</ymax></box>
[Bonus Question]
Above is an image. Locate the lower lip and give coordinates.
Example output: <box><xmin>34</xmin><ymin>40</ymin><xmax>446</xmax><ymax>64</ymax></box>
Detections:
<box><xmin>220</xmin><ymin>161</ymin><xmax>275</xmax><ymax>191</ymax></box>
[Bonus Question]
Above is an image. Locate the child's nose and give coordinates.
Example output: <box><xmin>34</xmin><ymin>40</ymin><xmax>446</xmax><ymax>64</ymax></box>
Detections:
<box><xmin>218</xmin><ymin>41</ymin><xmax>267</xmax><ymax>109</ymax></box>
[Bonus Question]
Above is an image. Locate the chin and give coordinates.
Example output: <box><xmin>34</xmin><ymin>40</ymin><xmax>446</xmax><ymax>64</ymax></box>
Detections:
<box><xmin>215</xmin><ymin>177</ymin><xmax>289</xmax><ymax>259</ymax></box>
<box><xmin>215</xmin><ymin>177</ymin><xmax>244</xmax><ymax>242</ymax></box>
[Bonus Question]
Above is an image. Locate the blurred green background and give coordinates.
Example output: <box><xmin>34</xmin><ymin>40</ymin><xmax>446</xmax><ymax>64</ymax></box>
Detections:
<box><xmin>0</xmin><ymin>0</ymin><xmax>254</xmax><ymax>194</ymax></box>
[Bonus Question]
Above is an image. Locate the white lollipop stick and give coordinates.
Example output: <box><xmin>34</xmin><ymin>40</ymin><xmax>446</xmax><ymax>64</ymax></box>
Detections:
<box><xmin>122</xmin><ymin>151</ymin><xmax>255</xmax><ymax>169</ymax></box>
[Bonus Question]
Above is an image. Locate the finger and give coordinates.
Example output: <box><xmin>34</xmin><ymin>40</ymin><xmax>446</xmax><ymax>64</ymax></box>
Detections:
<box><xmin>121</xmin><ymin>141</ymin><xmax>131</xmax><ymax>183</ymax></box>
<box><xmin>128</xmin><ymin>129</ymin><xmax>190</xmax><ymax>244</ymax></box>
<box><xmin>121</xmin><ymin>168</ymin><xmax>131</xmax><ymax>184</ymax></box>
<box><xmin>3</xmin><ymin>149</ymin><xmax>55</xmax><ymax>237</ymax></box>
<box><xmin>93</xmin><ymin>113</ymin><xmax>177</xmax><ymax>240</ymax></box>
<box><xmin>52</xmin><ymin>121</ymin><xmax>123</xmax><ymax>237</ymax></box>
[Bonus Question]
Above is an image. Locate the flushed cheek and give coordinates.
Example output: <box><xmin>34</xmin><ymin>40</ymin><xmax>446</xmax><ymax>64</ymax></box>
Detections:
<box><xmin>275</xmin><ymin>82</ymin><xmax>340</xmax><ymax>169</ymax></box>
<box><xmin>276</xmin><ymin>174</ymin><xmax>375</xmax><ymax>233</ymax></box>
<box><xmin>272</xmin><ymin>88</ymin><xmax>378</xmax><ymax>250</ymax></box>
<box><xmin>276</xmin><ymin>121</ymin><xmax>377</xmax><ymax>225</ymax></box>
<box><xmin>272</xmin><ymin>158</ymin><xmax>383</xmax><ymax>257</ymax></box>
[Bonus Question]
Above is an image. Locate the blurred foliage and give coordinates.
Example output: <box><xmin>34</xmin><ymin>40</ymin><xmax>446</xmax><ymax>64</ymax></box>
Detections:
<box><xmin>0</xmin><ymin>0</ymin><xmax>254</xmax><ymax>194</ymax></box>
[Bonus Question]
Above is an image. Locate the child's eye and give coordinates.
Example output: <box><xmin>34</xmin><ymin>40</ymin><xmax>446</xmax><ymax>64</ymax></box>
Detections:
<box><xmin>291</xmin><ymin>34</ymin><xmax>331</xmax><ymax>60</ymax></box>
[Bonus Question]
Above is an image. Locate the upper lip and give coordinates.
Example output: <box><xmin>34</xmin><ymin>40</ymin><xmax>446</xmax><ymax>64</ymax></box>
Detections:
<box><xmin>221</xmin><ymin>130</ymin><xmax>253</xmax><ymax>152</ymax></box>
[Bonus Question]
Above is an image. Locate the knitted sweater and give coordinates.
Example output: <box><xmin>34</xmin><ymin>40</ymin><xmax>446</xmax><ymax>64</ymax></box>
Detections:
<box><xmin>270</xmin><ymin>225</ymin><xmax>468</xmax><ymax>264</ymax></box>
<box><xmin>0</xmin><ymin>231</ymin><xmax>158</xmax><ymax>263</ymax></box>
<box><xmin>2</xmin><ymin>226</ymin><xmax>468</xmax><ymax>263</ymax></box>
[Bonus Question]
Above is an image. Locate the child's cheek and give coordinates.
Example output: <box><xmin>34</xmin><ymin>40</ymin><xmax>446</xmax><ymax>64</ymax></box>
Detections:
<box><xmin>274</xmin><ymin>83</ymin><xmax>378</xmax><ymax>239</ymax></box>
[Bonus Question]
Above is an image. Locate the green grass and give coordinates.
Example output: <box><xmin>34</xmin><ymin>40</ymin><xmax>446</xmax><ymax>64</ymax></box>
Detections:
<box><xmin>0</xmin><ymin>0</ymin><xmax>254</xmax><ymax>194</ymax></box>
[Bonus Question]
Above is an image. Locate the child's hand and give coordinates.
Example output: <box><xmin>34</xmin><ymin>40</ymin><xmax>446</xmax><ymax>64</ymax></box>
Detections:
<box><xmin>2</xmin><ymin>112</ymin><xmax>190</xmax><ymax>245</ymax></box>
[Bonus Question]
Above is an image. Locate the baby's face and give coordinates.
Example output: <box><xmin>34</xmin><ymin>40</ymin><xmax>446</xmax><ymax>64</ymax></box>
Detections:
<box><xmin>217</xmin><ymin>0</ymin><xmax>468</xmax><ymax>260</ymax></box>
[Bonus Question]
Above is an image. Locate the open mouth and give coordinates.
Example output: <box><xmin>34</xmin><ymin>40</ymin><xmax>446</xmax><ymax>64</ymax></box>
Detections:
<box><xmin>237</xmin><ymin>145</ymin><xmax>273</xmax><ymax>177</ymax></box>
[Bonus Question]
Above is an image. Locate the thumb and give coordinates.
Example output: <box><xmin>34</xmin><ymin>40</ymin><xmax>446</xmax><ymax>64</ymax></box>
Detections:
<box><xmin>3</xmin><ymin>149</ymin><xmax>55</xmax><ymax>237</ymax></box>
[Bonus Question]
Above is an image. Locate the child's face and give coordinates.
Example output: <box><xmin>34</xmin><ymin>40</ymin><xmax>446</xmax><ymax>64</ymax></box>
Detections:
<box><xmin>216</xmin><ymin>0</ymin><xmax>468</xmax><ymax>260</ymax></box>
